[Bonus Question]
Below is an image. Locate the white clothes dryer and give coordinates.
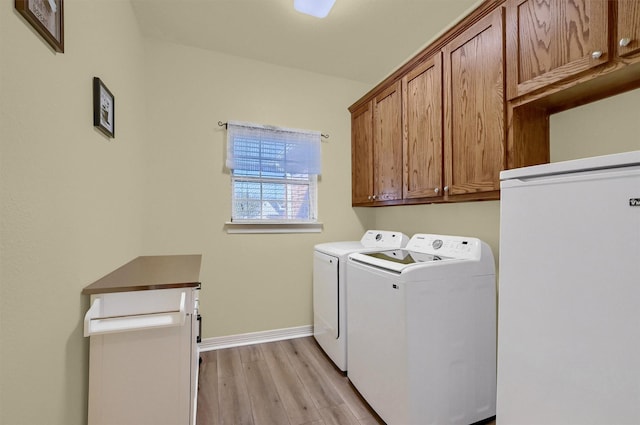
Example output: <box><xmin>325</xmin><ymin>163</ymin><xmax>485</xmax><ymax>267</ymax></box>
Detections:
<box><xmin>347</xmin><ymin>234</ymin><xmax>496</xmax><ymax>425</ymax></box>
<box><xmin>313</xmin><ymin>230</ymin><xmax>408</xmax><ymax>372</ymax></box>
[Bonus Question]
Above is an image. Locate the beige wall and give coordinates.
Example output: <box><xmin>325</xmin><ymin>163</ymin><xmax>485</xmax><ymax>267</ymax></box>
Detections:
<box><xmin>550</xmin><ymin>88</ymin><xmax>640</xmax><ymax>162</ymax></box>
<box><xmin>140</xmin><ymin>40</ymin><xmax>373</xmax><ymax>337</ymax></box>
<box><xmin>373</xmin><ymin>200</ymin><xmax>501</xmax><ymax>267</ymax></box>
<box><xmin>0</xmin><ymin>1</ymin><xmax>148</xmax><ymax>424</ymax></box>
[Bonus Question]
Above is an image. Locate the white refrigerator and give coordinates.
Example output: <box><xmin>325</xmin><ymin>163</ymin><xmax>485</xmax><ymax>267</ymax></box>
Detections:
<box><xmin>497</xmin><ymin>150</ymin><xmax>640</xmax><ymax>424</ymax></box>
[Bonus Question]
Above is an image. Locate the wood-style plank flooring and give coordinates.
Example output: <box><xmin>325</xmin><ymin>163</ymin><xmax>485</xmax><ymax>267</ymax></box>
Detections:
<box><xmin>196</xmin><ymin>336</ymin><xmax>385</xmax><ymax>425</ymax></box>
<box><xmin>196</xmin><ymin>336</ymin><xmax>497</xmax><ymax>425</ymax></box>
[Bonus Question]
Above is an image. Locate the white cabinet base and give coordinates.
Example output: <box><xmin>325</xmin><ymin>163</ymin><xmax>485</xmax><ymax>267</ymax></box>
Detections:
<box><xmin>87</xmin><ymin>288</ymin><xmax>197</xmax><ymax>425</ymax></box>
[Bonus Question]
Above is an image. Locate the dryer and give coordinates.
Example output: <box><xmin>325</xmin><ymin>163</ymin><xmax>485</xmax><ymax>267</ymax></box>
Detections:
<box><xmin>313</xmin><ymin>230</ymin><xmax>408</xmax><ymax>372</ymax></box>
<box><xmin>347</xmin><ymin>234</ymin><xmax>496</xmax><ymax>425</ymax></box>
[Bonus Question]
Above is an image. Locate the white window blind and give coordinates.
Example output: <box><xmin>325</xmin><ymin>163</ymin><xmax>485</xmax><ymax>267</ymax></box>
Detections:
<box><xmin>226</xmin><ymin>121</ymin><xmax>321</xmax><ymax>223</ymax></box>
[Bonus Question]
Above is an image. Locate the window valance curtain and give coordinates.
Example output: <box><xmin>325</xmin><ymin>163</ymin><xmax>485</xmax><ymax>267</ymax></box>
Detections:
<box><xmin>225</xmin><ymin>121</ymin><xmax>322</xmax><ymax>175</ymax></box>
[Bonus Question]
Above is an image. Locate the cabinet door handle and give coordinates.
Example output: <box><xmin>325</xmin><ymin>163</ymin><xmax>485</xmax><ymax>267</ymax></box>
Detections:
<box><xmin>372</xmin><ymin>194</ymin><xmax>378</xmax><ymax>200</ymax></box>
<box><xmin>619</xmin><ymin>38</ymin><xmax>631</xmax><ymax>47</ymax></box>
<box><xmin>367</xmin><ymin>195</ymin><xmax>372</xmax><ymax>200</ymax></box>
<box><xmin>444</xmin><ymin>186</ymin><xmax>449</xmax><ymax>192</ymax></box>
<box><xmin>434</xmin><ymin>187</ymin><xmax>439</xmax><ymax>194</ymax></box>
<box><xmin>591</xmin><ymin>51</ymin><xmax>603</xmax><ymax>59</ymax></box>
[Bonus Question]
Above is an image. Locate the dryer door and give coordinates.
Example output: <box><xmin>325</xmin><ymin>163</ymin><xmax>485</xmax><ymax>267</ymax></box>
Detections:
<box><xmin>313</xmin><ymin>251</ymin><xmax>339</xmax><ymax>340</ymax></box>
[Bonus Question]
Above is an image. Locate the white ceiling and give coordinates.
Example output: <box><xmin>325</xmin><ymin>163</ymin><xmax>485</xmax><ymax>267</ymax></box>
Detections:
<box><xmin>131</xmin><ymin>0</ymin><xmax>480</xmax><ymax>85</ymax></box>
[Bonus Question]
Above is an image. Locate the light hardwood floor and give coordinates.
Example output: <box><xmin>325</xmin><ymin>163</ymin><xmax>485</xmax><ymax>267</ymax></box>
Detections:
<box><xmin>196</xmin><ymin>336</ymin><xmax>497</xmax><ymax>425</ymax></box>
<box><xmin>196</xmin><ymin>336</ymin><xmax>384</xmax><ymax>425</ymax></box>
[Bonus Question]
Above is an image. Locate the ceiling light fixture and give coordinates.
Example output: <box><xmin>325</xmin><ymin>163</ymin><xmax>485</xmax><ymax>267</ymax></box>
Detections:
<box><xmin>294</xmin><ymin>0</ymin><xmax>336</xmax><ymax>18</ymax></box>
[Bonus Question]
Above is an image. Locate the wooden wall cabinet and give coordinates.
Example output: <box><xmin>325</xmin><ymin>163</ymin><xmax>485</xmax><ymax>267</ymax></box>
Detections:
<box><xmin>618</xmin><ymin>1</ymin><xmax>640</xmax><ymax>60</ymax></box>
<box><xmin>507</xmin><ymin>0</ymin><xmax>640</xmax><ymax>101</ymax></box>
<box><xmin>351</xmin><ymin>101</ymin><xmax>374</xmax><ymax>205</ymax></box>
<box><xmin>402</xmin><ymin>53</ymin><xmax>444</xmax><ymax>201</ymax></box>
<box><xmin>350</xmin><ymin>82</ymin><xmax>403</xmax><ymax>206</ymax></box>
<box><xmin>352</xmin><ymin>55</ymin><xmax>446</xmax><ymax>206</ymax></box>
<box><xmin>351</xmin><ymin>7</ymin><xmax>507</xmax><ymax>206</ymax></box>
<box><xmin>373</xmin><ymin>81</ymin><xmax>403</xmax><ymax>203</ymax></box>
<box><xmin>506</xmin><ymin>0</ymin><xmax>609</xmax><ymax>100</ymax></box>
<box><xmin>350</xmin><ymin>0</ymin><xmax>640</xmax><ymax>208</ymax></box>
<box><xmin>444</xmin><ymin>8</ymin><xmax>505</xmax><ymax>200</ymax></box>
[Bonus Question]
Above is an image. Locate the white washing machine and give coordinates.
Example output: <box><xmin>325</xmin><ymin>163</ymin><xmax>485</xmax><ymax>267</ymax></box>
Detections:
<box><xmin>347</xmin><ymin>233</ymin><xmax>496</xmax><ymax>425</ymax></box>
<box><xmin>313</xmin><ymin>230</ymin><xmax>409</xmax><ymax>372</ymax></box>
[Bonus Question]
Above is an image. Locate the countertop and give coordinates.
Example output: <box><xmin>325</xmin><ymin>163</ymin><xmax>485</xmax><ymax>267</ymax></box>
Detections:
<box><xmin>82</xmin><ymin>255</ymin><xmax>202</xmax><ymax>295</ymax></box>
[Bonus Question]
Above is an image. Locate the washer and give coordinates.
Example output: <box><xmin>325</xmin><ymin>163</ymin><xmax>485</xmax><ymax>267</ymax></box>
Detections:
<box><xmin>313</xmin><ymin>230</ymin><xmax>408</xmax><ymax>372</ymax></box>
<box><xmin>347</xmin><ymin>233</ymin><xmax>496</xmax><ymax>425</ymax></box>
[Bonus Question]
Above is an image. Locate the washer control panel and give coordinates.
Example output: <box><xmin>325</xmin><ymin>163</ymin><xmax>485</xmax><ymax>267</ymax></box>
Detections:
<box><xmin>406</xmin><ymin>234</ymin><xmax>481</xmax><ymax>260</ymax></box>
<box><xmin>360</xmin><ymin>230</ymin><xmax>409</xmax><ymax>249</ymax></box>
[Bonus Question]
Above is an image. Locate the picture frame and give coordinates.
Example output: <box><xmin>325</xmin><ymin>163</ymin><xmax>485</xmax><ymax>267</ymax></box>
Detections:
<box><xmin>15</xmin><ymin>0</ymin><xmax>64</xmax><ymax>53</ymax></box>
<box><xmin>93</xmin><ymin>77</ymin><xmax>115</xmax><ymax>138</ymax></box>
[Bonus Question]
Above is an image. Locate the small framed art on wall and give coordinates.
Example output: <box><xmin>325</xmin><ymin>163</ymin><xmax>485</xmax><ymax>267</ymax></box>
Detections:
<box><xmin>15</xmin><ymin>0</ymin><xmax>64</xmax><ymax>53</ymax></box>
<box><xmin>93</xmin><ymin>77</ymin><xmax>115</xmax><ymax>138</ymax></box>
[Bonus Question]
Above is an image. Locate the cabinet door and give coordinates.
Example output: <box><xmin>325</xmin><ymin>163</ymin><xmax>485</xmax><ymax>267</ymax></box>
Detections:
<box><xmin>618</xmin><ymin>0</ymin><xmax>640</xmax><ymax>59</ymax></box>
<box><xmin>444</xmin><ymin>8</ymin><xmax>505</xmax><ymax>198</ymax></box>
<box><xmin>402</xmin><ymin>53</ymin><xmax>443</xmax><ymax>200</ymax></box>
<box><xmin>373</xmin><ymin>81</ymin><xmax>403</xmax><ymax>202</ymax></box>
<box><xmin>506</xmin><ymin>0</ymin><xmax>609</xmax><ymax>99</ymax></box>
<box><xmin>351</xmin><ymin>101</ymin><xmax>374</xmax><ymax>205</ymax></box>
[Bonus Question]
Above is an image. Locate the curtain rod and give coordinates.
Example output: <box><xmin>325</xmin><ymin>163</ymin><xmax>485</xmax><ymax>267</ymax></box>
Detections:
<box><xmin>218</xmin><ymin>121</ymin><xmax>329</xmax><ymax>139</ymax></box>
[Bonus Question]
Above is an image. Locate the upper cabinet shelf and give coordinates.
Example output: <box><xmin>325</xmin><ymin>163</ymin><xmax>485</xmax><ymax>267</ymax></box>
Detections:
<box><xmin>506</xmin><ymin>0</ymin><xmax>609</xmax><ymax>100</ymax></box>
<box><xmin>506</xmin><ymin>0</ymin><xmax>640</xmax><ymax>106</ymax></box>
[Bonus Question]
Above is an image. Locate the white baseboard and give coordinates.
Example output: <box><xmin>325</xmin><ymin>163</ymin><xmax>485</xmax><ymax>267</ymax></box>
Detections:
<box><xmin>198</xmin><ymin>325</ymin><xmax>313</xmax><ymax>352</ymax></box>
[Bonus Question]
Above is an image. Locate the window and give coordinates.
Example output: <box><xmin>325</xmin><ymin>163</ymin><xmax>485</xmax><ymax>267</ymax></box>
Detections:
<box><xmin>226</xmin><ymin>121</ymin><xmax>321</xmax><ymax>224</ymax></box>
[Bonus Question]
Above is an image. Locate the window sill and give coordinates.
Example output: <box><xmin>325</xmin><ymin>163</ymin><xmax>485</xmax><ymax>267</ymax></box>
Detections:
<box><xmin>224</xmin><ymin>221</ymin><xmax>324</xmax><ymax>234</ymax></box>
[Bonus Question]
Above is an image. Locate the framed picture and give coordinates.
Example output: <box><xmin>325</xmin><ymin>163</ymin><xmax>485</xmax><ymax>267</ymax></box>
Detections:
<box><xmin>15</xmin><ymin>0</ymin><xmax>64</xmax><ymax>53</ymax></box>
<box><xmin>93</xmin><ymin>77</ymin><xmax>115</xmax><ymax>138</ymax></box>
